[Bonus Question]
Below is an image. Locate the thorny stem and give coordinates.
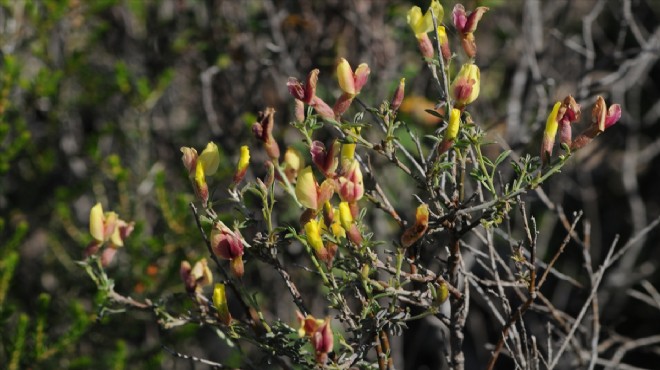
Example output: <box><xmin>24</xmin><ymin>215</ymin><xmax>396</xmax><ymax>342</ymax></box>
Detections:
<box><xmin>448</xmin><ymin>233</ymin><xmax>466</xmax><ymax>370</ymax></box>
<box><xmin>486</xmin><ymin>211</ymin><xmax>582</xmax><ymax>370</ymax></box>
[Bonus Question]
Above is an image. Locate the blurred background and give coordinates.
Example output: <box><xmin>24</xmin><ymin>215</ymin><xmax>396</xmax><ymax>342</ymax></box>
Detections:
<box><xmin>1</xmin><ymin>0</ymin><xmax>660</xmax><ymax>368</ymax></box>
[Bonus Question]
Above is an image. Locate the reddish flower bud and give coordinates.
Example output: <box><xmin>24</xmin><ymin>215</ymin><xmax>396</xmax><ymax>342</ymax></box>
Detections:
<box><xmin>556</xmin><ymin>96</ymin><xmax>581</xmax><ymax>148</ymax></box>
<box><xmin>452</xmin><ymin>4</ymin><xmax>489</xmax><ymax>58</ymax></box>
<box><xmin>304</xmin><ymin>69</ymin><xmax>319</xmax><ymax>104</ymax></box>
<box><xmin>310</xmin><ymin>96</ymin><xmax>335</xmax><ymax>121</ymax></box>
<box><xmin>296</xmin><ymin>313</ymin><xmax>334</xmax><ymax>365</ymax></box>
<box><xmin>180</xmin><ymin>147</ymin><xmax>198</xmax><ymax>177</ymax></box>
<box><xmin>417</xmin><ymin>33</ymin><xmax>435</xmax><ymax>59</ymax></box>
<box><xmin>353</xmin><ymin>63</ymin><xmax>370</xmax><ymax>94</ymax></box>
<box><xmin>337</xmin><ymin>160</ymin><xmax>364</xmax><ymax>203</ymax></box>
<box><xmin>252</xmin><ymin>107</ymin><xmax>280</xmax><ymax>160</ymax></box>
<box><xmin>287</xmin><ymin>69</ymin><xmax>319</xmax><ymax>105</ymax></box>
<box><xmin>180</xmin><ymin>258</ymin><xmax>213</xmax><ymax>293</ymax></box>
<box><xmin>336</xmin><ymin>160</ymin><xmax>364</xmax><ymax>203</ymax></box>
<box><xmin>233</xmin><ymin>146</ymin><xmax>250</xmax><ymax>185</ymax></box>
<box><xmin>401</xmin><ymin>204</ymin><xmax>430</xmax><ymax>248</ymax></box>
<box><xmin>287</xmin><ymin>78</ymin><xmax>306</xmax><ymax>101</ymax></box>
<box><xmin>211</xmin><ymin>223</ymin><xmax>244</xmax><ymax>261</ymax></box>
<box><xmin>571</xmin><ymin>96</ymin><xmax>622</xmax><ymax>151</ymax></box>
<box><xmin>230</xmin><ymin>255</ymin><xmax>244</xmax><ymax>279</ymax></box>
<box><xmin>294</xmin><ymin>99</ymin><xmax>306</xmax><ymax>122</ymax></box>
<box><xmin>333</xmin><ymin>92</ymin><xmax>354</xmax><ymax>117</ymax></box>
<box><xmin>391</xmin><ymin>78</ymin><xmax>405</xmax><ymax>112</ymax></box>
<box><xmin>312</xmin><ymin>319</ymin><xmax>334</xmax><ymax>364</ymax></box>
<box><xmin>310</xmin><ymin>140</ymin><xmax>339</xmax><ymax>178</ymax></box>
<box><xmin>438</xmin><ymin>26</ymin><xmax>451</xmax><ymax>62</ymax></box>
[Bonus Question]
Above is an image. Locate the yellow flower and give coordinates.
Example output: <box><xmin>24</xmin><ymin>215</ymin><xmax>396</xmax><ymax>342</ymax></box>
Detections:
<box><xmin>336</xmin><ymin>58</ymin><xmax>356</xmax><ymax>96</ymax></box>
<box><xmin>446</xmin><ymin>108</ymin><xmax>461</xmax><ymax>141</ymax></box>
<box><xmin>89</xmin><ymin>202</ymin><xmax>105</xmax><ymax>242</ymax></box>
<box><xmin>541</xmin><ymin>101</ymin><xmax>561</xmax><ymax>164</ymax></box>
<box><xmin>198</xmin><ymin>142</ymin><xmax>220</xmax><ymax>176</ymax></box>
<box><xmin>295</xmin><ymin>166</ymin><xmax>319</xmax><ymax>210</ymax></box>
<box><xmin>213</xmin><ymin>283</ymin><xmax>232</xmax><ymax>325</ymax></box>
<box><xmin>283</xmin><ymin>147</ymin><xmax>304</xmax><ymax>182</ymax></box>
<box><xmin>233</xmin><ymin>145</ymin><xmax>250</xmax><ymax>184</ymax></box>
<box><xmin>450</xmin><ymin>63</ymin><xmax>480</xmax><ymax>108</ymax></box>
<box><xmin>304</xmin><ymin>219</ymin><xmax>325</xmax><ymax>253</ymax></box>
<box><xmin>191</xmin><ymin>258</ymin><xmax>213</xmax><ymax>287</ymax></box>
<box><xmin>89</xmin><ymin>202</ymin><xmax>123</xmax><ymax>247</ymax></box>
<box><xmin>237</xmin><ymin>146</ymin><xmax>249</xmax><ymax>172</ymax></box>
<box><xmin>544</xmin><ymin>102</ymin><xmax>560</xmax><ymax>138</ymax></box>
<box><xmin>338</xmin><ymin>201</ymin><xmax>353</xmax><ymax>232</ymax></box>
<box><xmin>407</xmin><ymin>0</ymin><xmax>444</xmax><ymax>37</ymax></box>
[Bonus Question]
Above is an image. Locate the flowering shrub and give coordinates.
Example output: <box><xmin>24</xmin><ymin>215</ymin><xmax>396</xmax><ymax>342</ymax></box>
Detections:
<box><xmin>75</xmin><ymin>2</ymin><xmax>648</xmax><ymax>370</ymax></box>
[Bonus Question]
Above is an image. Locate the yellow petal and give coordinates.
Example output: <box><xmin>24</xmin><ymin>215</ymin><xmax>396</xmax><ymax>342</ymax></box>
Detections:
<box><xmin>304</xmin><ymin>219</ymin><xmax>325</xmax><ymax>253</ymax></box>
<box><xmin>338</xmin><ymin>201</ymin><xmax>353</xmax><ymax>231</ymax></box>
<box><xmin>468</xmin><ymin>65</ymin><xmax>480</xmax><ymax>104</ymax></box>
<box><xmin>446</xmin><ymin>108</ymin><xmax>461</xmax><ymax>141</ymax></box>
<box><xmin>544</xmin><ymin>102</ymin><xmax>561</xmax><ymax>138</ymax></box>
<box><xmin>213</xmin><ymin>283</ymin><xmax>232</xmax><ymax>324</ymax></box>
<box><xmin>199</xmin><ymin>142</ymin><xmax>220</xmax><ymax>175</ymax></box>
<box><xmin>237</xmin><ymin>145</ymin><xmax>250</xmax><ymax>173</ymax></box>
<box><xmin>110</xmin><ymin>225</ymin><xmax>124</xmax><ymax>247</ymax></box>
<box><xmin>295</xmin><ymin>166</ymin><xmax>319</xmax><ymax>210</ymax></box>
<box><xmin>336</xmin><ymin>58</ymin><xmax>356</xmax><ymax>95</ymax></box>
<box><xmin>407</xmin><ymin>6</ymin><xmax>425</xmax><ymax>36</ymax></box>
<box><xmin>194</xmin><ymin>161</ymin><xmax>206</xmax><ymax>190</ymax></box>
<box><xmin>421</xmin><ymin>0</ymin><xmax>444</xmax><ymax>33</ymax></box>
<box><xmin>89</xmin><ymin>203</ymin><xmax>105</xmax><ymax>242</ymax></box>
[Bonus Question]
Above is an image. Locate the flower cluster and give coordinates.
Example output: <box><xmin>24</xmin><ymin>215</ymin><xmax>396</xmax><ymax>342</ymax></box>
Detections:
<box><xmin>86</xmin><ymin>202</ymin><xmax>134</xmax><ymax>266</ymax></box>
<box><xmin>297</xmin><ymin>312</ymin><xmax>334</xmax><ymax>364</ymax></box>
<box><xmin>210</xmin><ymin>222</ymin><xmax>245</xmax><ymax>278</ymax></box>
<box><xmin>181</xmin><ymin>142</ymin><xmax>220</xmax><ymax>206</ymax></box>
<box><xmin>541</xmin><ymin>95</ymin><xmax>621</xmax><ymax>164</ymax></box>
